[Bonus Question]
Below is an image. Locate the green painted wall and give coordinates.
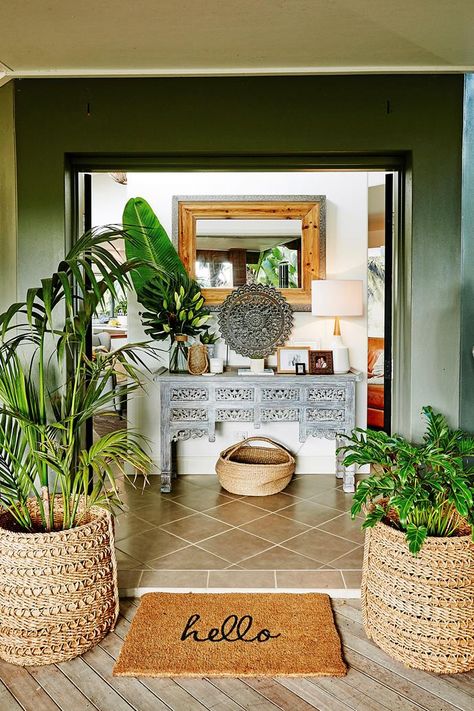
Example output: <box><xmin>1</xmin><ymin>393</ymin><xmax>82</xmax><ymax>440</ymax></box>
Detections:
<box><xmin>0</xmin><ymin>82</ymin><xmax>17</xmax><ymax>312</ymax></box>
<box><xmin>461</xmin><ymin>75</ymin><xmax>474</xmax><ymax>431</ymax></box>
<box><xmin>11</xmin><ymin>75</ymin><xmax>466</xmax><ymax>437</ymax></box>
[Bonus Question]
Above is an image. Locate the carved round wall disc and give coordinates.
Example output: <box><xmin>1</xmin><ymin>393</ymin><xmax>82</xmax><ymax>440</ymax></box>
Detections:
<box><xmin>217</xmin><ymin>284</ymin><xmax>293</xmax><ymax>358</ymax></box>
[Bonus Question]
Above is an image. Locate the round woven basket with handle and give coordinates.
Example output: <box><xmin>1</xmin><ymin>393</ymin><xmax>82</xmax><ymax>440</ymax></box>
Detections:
<box><xmin>362</xmin><ymin>521</ymin><xmax>474</xmax><ymax>674</ymax></box>
<box><xmin>216</xmin><ymin>436</ymin><xmax>295</xmax><ymax>496</ymax></box>
<box><xmin>0</xmin><ymin>496</ymin><xmax>119</xmax><ymax>666</ymax></box>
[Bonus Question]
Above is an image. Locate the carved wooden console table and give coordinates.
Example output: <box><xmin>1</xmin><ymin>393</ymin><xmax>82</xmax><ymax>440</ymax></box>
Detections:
<box><xmin>155</xmin><ymin>369</ymin><xmax>362</xmax><ymax>494</ymax></box>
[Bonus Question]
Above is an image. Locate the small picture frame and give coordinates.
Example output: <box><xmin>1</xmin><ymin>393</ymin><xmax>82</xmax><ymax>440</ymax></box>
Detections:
<box><xmin>309</xmin><ymin>350</ymin><xmax>334</xmax><ymax>375</ymax></box>
<box><xmin>295</xmin><ymin>363</ymin><xmax>306</xmax><ymax>375</ymax></box>
<box><xmin>277</xmin><ymin>346</ymin><xmax>310</xmax><ymax>374</ymax></box>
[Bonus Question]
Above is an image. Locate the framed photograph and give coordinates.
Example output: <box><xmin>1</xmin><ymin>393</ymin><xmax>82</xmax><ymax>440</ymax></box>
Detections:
<box><xmin>295</xmin><ymin>363</ymin><xmax>306</xmax><ymax>375</ymax></box>
<box><xmin>309</xmin><ymin>350</ymin><xmax>334</xmax><ymax>375</ymax></box>
<box><xmin>277</xmin><ymin>346</ymin><xmax>310</xmax><ymax>374</ymax></box>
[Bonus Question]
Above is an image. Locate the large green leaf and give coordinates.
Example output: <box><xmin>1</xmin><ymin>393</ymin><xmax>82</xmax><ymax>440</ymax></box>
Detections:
<box><xmin>123</xmin><ymin>197</ymin><xmax>186</xmax><ymax>295</ymax></box>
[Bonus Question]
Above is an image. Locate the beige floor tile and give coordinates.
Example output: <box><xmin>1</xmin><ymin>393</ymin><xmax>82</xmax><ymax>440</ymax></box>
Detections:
<box><xmin>283</xmin><ymin>474</ymin><xmax>336</xmax><ymax>498</ymax></box>
<box><xmin>160</xmin><ymin>513</ymin><xmax>232</xmax><ymax>543</ymax></box>
<box><xmin>204</xmin><ymin>500</ymin><xmax>267</xmax><ymax>526</ymax></box>
<box><xmin>140</xmin><ymin>570</ymin><xmax>208</xmax><ymax>588</ymax></box>
<box><xmin>117</xmin><ymin>570</ymin><xmax>143</xmax><ymax>589</ymax></box>
<box><xmin>317</xmin><ymin>512</ymin><xmax>366</xmax><ymax>544</ymax></box>
<box><xmin>239</xmin><ymin>513</ymin><xmax>310</xmax><ymax>544</ymax></box>
<box><xmin>327</xmin><ymin>545</ymin><xmax>364</xmax><ymax>569</ymax></box>
<box><xmin>208</xmin><ymin>570</ymin><xmax>276</xmax><ymax>588</ymax></box>
<box><xmin>113</xmin><ymin>512</ymin><xmax>158</xmax><ymax>542</ymax></box>
<box><xmin>172</xmin><ymin>488</ymin><xmax>234</xmax><ymax>512</ymax></box>
<box><xmin>147</xmin><ymin>545</ymin><xmax>229</xmax><ymax>570</ymax></box>
<box><xmin>276</xmin><ymin>570</ymin><xmax>345</xmax><ymax>588</ymax></box>
<box><xmin>310</xmin><ymin>487</ymin><xmax>354</xmax><ymax>512</ymax></box>
<box><xmin>281</xmin><ymin>528</ymin><xmax>360</xmax><ymax>564</ymax></box>
<box><xmin>198</xmin><ymin>528</ymin><xmax>273</xmax><ymax>564</ymax></box>
<box><xmin>128</xmin><ymin>498</ymin><xmax>195</xmax><ymax>526</ymax></box>
<box><xmin>115</xmin><ymin>548</ymin><xmax>145</xmax><ymax>571</ymax></box>
<box><xmin>342</xmin><ymin>570</ymin><xmax>363</xmax><ymax>588</ymax></box>
<box><xmin>240</xmin><ymin>546</ymin><xmax>325</xmax><ymax>570</ymax></box>
<box><xmin>277</xmin><ymin>500</ymin><xmax>342</xmax><ymax>527</ymax></box>
<box><xmin>241</xmin><ymin>492</ymin><xmax>298</xmax><ymax>513</ymax></box>
<box><xmin>115</xmin><ymin>529</ymin><xmax>189</xmax><ymax>564</ymax></box>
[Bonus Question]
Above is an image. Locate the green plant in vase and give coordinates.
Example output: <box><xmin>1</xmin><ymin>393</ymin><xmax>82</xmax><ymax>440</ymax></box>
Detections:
<box><xmin>123</xmin><ymin>197</ymin><xmax>211</xmax><ymax>372</ymax></box>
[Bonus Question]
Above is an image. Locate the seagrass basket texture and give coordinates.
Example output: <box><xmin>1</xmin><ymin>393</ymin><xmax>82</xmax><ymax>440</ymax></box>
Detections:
<box><xmin>216</xmin><ymin>436</ymin><xmax>295</xmax><ymax>496</ymax></box>
<box><xmin>0</xmin><ymin>496</ymin><xmax>119</xmax><ymax>666</ymax></box>
<box><xmin>362</xmin><ymin>521</ymin><xmax>474</xmax><ymax>674</ymax></box>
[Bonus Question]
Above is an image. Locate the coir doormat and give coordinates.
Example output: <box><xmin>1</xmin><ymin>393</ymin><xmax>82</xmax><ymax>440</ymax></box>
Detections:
<box><xmin>113</xmin><ymin>592</ymin><xmax>347</xmax><ymax>677</ymax></box>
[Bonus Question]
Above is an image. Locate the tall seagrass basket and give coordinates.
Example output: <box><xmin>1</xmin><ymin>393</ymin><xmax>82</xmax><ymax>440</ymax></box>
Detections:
<box><xmin>0</xmin><ymin>496</ymin><xmax>119</xmax><ymax>666</ymax></box>
<box><xmin>216</xmin><ymin>436</ymin><xmax>295</xmax><ymax>496</ymax></box>
<box><xmin>362</xmin><ymin>521</ymin><xmax>474</xmax><ymax>674</ymax></box>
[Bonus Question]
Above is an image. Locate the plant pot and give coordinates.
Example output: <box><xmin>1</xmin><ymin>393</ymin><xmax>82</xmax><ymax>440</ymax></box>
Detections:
<box><xmin>0</xmin><ymin>496</ymin><xmax>118</xmax><ymax>666</ymax></box>
<box><xmin>362</xmin><ymin>521</ymin><xmax>474</xmax><ymax>674</ymax></box>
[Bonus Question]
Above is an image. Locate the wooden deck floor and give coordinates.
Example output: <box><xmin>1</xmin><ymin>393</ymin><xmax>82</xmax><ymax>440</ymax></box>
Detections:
<box><xmin>0</xmin><ymin>599</ymin><xmax>473</xmax><ymax>711</ymax></box>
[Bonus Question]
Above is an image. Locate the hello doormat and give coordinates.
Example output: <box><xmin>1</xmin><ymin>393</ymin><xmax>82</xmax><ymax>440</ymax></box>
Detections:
<box><xmin>113</xmin><ymin>592</ymin><xmax>347</xmax><ymax>677</ymax></box>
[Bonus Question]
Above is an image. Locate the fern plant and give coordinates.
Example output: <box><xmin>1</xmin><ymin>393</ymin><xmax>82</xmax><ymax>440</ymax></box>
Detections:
<box><xmin>337</xmin><ymin>407</ymin><xmax>474</xmax><ymax>554</ymax></box>
<box><xmin>0</xmin><ymin>227</ymin><xmax>154</xmax><ymax>532</ymax></box>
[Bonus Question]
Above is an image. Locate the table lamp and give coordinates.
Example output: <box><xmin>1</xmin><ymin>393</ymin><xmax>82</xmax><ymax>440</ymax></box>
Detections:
<box><xmin>311</xmin><ymin>280</ymin><xmax>363</xmax><ymax>373</ymax></box>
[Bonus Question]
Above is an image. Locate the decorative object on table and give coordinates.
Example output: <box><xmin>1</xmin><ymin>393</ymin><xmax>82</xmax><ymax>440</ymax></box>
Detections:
<box><xmin>218</xmin><ymin>283</ymin><xmax>293</xmax><ymax>358</ymax></box>
<box><xmin>309</xmin><ymin>350</ymin><xmax>334</xmax><ymax>375</ymax></box>
<box><xmin>276</xmin><ymin>346</ymin><xmax>310</xmax><ymax>374</ymax></box>
<box><xmin>311</xmin><ymin>279</ymin><xmax>363</xmax><ymax>373</ymax></box>
<box><xmin>172</xmin><ymin>195</ymin><xmax>326</xmax><ymax>310</ymax></box>
<box><xmin>187</xmin><ymin>343</ymin><xmax>209</xmax><ymax>375</ymax></box>
<box><xmin>123</xmin><ymin>198</ymin><xmax>212</xmax><ymax>371</ymax></box>
<box><xmin>200</xmin><ymin>328</ymin><xmax>220</xmax><ymax>358</ymax></box>
<box><xmin>250</xmin><ymin>356</ymin><xmax>266</xmax><ymax>374</ymax></box>
<box><xmin>295</xmin><ymin>362</ymin><xmax>306</xmax><ymax>375</ymax></box>
<box><xmin>338</xmin><ymin>406</ymin><xmax>474</xmax><ymax>674</ymax></box>
<box><xmin>113</xmin><ymin>592</ymin><xmax>346</xmax><ymax>678</ymax></box>
<box><xmin>0</xmin><ymin>226</ymin><xmax>152</xmax><ymax>665</ymax></box>
<box><xmin>237</xmin><ymin>367</ymin><xmax>274</xmax><ymax>376</ymax></box>
<box><xmin>216</xmin><ymin>437</ymin><xmax>295</xmax><ymax>496</ymax></box>
<box><xmin>209</xmin><ymin>356</ymin><xmax>224</xmax><ymax>374</ymax></box>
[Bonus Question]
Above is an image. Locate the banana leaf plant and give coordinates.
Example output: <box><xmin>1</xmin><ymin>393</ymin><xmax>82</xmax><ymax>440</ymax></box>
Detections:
<box><xmin>122</xmin><ymin>197</ymin><xmax>212</xmax><ymax>350</ymax></box>
<box><xmin>0</xmin><ymin>227</ymin><xmax>156</xmax><ymax>533</ymax></box>
<box><xmin>337</xmin><ymin>407</ymin><xmax>474</xmax><ymax>554</ymax></box>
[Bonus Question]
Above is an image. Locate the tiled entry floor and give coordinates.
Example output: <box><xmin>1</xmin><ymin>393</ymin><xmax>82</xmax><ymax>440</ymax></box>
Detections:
<box><xmin>115</xmin><ymin>474</ymin><xmax>364</xmax><ymax>592</ymax></box>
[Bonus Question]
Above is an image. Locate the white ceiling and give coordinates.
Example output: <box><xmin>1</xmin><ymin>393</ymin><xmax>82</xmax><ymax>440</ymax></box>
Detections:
<box><xmin>2</xmin><ymin>0</ymin><xmax>474</xmax><ymax>84</ymax></box>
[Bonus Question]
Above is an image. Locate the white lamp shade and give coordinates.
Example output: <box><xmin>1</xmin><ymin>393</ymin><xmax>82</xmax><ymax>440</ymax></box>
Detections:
<box><xmin>311</xmin><ymin>280</ymin><xmax>363</xmax><ymax>317</ymax></box>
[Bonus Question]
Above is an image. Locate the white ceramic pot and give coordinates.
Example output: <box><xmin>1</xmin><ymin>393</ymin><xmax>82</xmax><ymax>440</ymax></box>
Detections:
<box><xmin>250</xmin><ymin>358</ymin><xmax>265</xmax><ymax>374</ymax></box>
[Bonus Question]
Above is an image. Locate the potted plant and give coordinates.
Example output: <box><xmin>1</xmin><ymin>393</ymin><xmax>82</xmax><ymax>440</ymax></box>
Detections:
<box><xmin>338</xmin><ymin>406</ymin><xmax>474</xmax><ymax>673</ymax></box>
<box><xmin>123</xmin><ymin>197</ymin><xmax>210</xmax><ymax>371</ymax></box>
<box><xmin>0</xmin><ymin>227</ymin><xmax>152</xmax><ymax>666</ymax></box>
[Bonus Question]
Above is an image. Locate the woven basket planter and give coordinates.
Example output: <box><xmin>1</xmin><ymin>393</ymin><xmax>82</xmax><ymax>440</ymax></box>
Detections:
<box><xmin>216</xmin><ymin>436</ymin><xmax>295</xmax><ymax>496</ymax></box>
<box><xmin>0</xmin><ymin>497</ymin><xmax>119</xmax><ymax>666</ymax></box>
<box><xmin>362</xmin><ymin>521</ymin><xmax>474</xmax><ymax>674</ymax></box>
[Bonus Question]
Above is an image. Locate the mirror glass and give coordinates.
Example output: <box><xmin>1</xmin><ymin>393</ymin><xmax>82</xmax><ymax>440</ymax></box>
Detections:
<box><xmin>195</xmin><ymin>218</ymin><xmax>302</xmax><ymax>289</ymax></box>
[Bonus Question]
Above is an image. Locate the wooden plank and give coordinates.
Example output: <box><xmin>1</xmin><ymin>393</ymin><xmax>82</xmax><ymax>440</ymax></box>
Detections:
<box><xmin>343</xmin><ymin>647</ymin><xmax>459</xmax><ymax>711</ymax></box>
<box><xmin>277</xmin><ymin>678</ymin><xmax>352</xmax><ymax>711</ymax></box>
<box><xmin>209</xmin><ymin>678</ymin><xmax>281</xmax><ymax>710</ymax></box>
<box><xmin>241</xmin><ymin>678</ymin><xmax>317</xmax><ymax>711</ymax></box>
<box><xmin>312</xmin><ymin>675</ymin><xmax>396</xmax><ymax>711</ymax></box>
<box><xmin>0</xmin><ymin>680</ymin><xmax>23</xmax><ymax>711</ymax></box>
<box><xmin>0</xmin><ymin>658</ymin><xmax>59</xmax><ymax>711</ymax></box>
<box><xmin>28</xmin><ymin>665</ymin><xmax>97</xmax><ymax>711</ymax></box>
<box><xmin>318</xmin><ymin>668</ymin><xmax>423</xmax><ymax>711</ymax></box>
<box><xmin>83</xmin><ymin>644</ymin><xmax>170</xmax><ymax>711</ymax></box>
<box><xmin>175</xmin><ymin>678</ymin><xmax>245</xmax><ymax>711</ymax></box>
<box><xmin>333</xmin><ymin>612</ymin><xmax>474</xmax><ymax>711</ymax></box>
<box><xmin>58</xmin><ymin>656</ymin><xmax>134</xmax><ymax>711</ymax></box>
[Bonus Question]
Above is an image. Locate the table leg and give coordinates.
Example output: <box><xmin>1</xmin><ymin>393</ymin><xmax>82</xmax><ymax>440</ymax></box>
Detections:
<box><xmin>160</xmin><ymin>430</ymin><xmax>172</xmax><ymax>493</ymax></box>
<box><xmin>336</xmin><ymin>435</ymin><xmax>355</xmax><ymax>493</ymax></box>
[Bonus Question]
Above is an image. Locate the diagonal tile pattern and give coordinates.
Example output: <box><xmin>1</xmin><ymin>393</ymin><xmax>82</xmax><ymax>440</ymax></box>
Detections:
<box><xmin>114</xmin><ymin>473</ymin><xmax>365</xmax><ymax>590</ymax></box>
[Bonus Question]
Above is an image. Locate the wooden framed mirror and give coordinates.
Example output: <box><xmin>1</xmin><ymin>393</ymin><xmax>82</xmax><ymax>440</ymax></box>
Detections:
<box><xmin>172</xmin><ymin>195</ymin><xmax>326</xmax><ymax>310</ymax></box>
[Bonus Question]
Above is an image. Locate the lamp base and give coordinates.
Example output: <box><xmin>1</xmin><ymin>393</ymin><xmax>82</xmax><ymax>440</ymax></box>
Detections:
<box><xmin>329</xmin><ymin>336</ymin><xmax>350</xmax><ymax>374</ymax></box>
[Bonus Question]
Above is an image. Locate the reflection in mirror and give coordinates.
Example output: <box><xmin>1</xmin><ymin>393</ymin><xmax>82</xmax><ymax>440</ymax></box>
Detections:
<box><xmin>195</xmin><ymin>219</ymin><xmax>302</xmax><ymax>289</ymax></box>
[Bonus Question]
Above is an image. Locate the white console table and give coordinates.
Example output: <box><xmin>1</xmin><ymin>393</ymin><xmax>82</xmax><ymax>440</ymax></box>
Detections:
<box><xmin>155</xmin><ymin>369</ymin><xmax>362</xmax><ymax>494</ymax></box>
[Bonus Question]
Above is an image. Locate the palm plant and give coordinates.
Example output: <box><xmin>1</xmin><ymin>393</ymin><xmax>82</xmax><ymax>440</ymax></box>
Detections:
<box><xmin>338</xmin><ymin>407</ymin><xmax>474</xmax><ymax>554</ymax></box>
<box><xmin>0</xmin><ymin>227</ymin><xmax>154</xmax><ymax>533</ymax></box>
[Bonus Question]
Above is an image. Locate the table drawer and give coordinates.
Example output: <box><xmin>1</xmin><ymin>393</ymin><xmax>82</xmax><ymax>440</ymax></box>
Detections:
<box><xmin>261</xmin><ymin>387</ymin><xmax>300</xmax><ymax>402</ymax></box>
<box><xmin>170</xmin><ymin>387</ymin><xmax>208</xmax><ymax>401</ymax></box>
<box><xmin>307</xmin><ymin>386</ymin><xmax>347</xmax><ymax>403</ymax></box>
<box><xmin>170</xmin><ymin>407</ymin><xmax>208</xmax><ymax>422</ymax></box>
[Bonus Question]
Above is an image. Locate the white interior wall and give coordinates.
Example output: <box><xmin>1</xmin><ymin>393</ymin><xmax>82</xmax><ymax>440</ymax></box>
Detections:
<box><xmin>92</xmin><ymin>171</ymin><xmax>369</xmax><ymax>475</ymax></box>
